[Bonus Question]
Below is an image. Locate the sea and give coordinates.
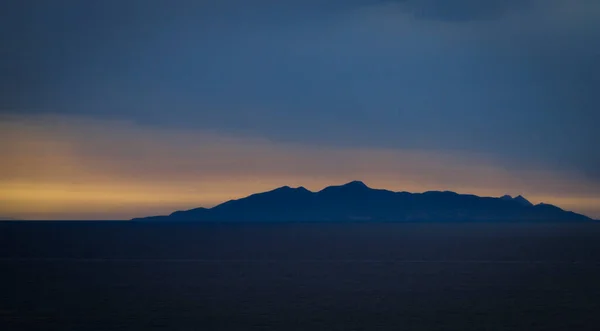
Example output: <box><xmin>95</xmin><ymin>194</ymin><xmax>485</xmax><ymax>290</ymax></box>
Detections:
<box><xmin>2</xmin><ymin>221</ymin><xmax>600</xmax><ymax>330</ymax></box>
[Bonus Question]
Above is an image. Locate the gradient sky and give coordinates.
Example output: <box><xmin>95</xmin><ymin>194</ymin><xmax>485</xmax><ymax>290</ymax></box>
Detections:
<box><xmin>1</xmin><ymin>0</ymin><xmax>599</xmax><ymax>220</ymax></box>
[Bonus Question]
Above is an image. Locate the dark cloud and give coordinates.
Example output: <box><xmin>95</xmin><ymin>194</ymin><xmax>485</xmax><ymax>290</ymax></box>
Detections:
<box><xmin>400</xmin><ymin>0</ymin><xmax>532</xmax><ymax>22</ymax></box>
<box><xmin>0</xmin><ymin>0</ymin><xmax>598</xmax><ymax>185</ymax></box>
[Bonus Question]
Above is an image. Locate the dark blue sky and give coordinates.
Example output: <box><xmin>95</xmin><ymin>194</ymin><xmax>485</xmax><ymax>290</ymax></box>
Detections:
<box><xmin>1</xmin><ymin>1</ymin><xmax>599</xmax><ymax>219</ymax></box>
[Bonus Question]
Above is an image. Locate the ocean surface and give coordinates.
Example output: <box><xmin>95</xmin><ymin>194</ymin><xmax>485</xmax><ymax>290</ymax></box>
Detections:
<box><xmin>2</xmin><ymin>221</ymin><xmax>600</xmax><ymax>330</ymax></box>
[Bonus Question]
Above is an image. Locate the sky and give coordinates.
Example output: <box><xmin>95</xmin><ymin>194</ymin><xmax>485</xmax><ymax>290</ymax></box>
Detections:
<box><xmin>1</xmin><ymin>0</ymin><xmax>599</xmax><ymax>220</ymax></box>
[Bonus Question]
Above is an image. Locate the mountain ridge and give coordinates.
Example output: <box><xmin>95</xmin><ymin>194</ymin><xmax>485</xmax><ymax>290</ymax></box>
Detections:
<box><xmin>132</xmin><ymin>181</ymin><xmax>593</xmax><ymax>222</ymax></box>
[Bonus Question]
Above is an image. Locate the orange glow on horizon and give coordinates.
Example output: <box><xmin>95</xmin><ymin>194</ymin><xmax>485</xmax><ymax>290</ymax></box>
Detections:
<box><xmin>1</xmin><ymin>115</ymin><xmax>599</xmax><ymax>220</ymax></box>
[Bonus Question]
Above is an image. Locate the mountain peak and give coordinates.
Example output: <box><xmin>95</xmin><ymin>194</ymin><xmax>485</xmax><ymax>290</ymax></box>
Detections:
<box><xmin>500</xmin><ymin>194</ymin><xmax>532</xmax><ymax>206</ymax></box>
<box><xmin>269</xmin><ymin>185</ymin><xmax>313</xmax><ymax>194</ymax></box>
<box><xmin>342</xmin><ymin>180</ymin><xmax>369</xmax><ymax>188</ymax></box>
<box><xmin>296</xmin><ymin>186</ymin><xmax>311</xmax><ymax>192</ymax></box>
<box><xmin>514</xmin><ymin>195</ymin><xmax>533</xmax><ymax>206</ymax></box>
<box><xmin>319</xmin><ymin>181</ymin><xmax>371</xmax><ymax>193</ymax></box>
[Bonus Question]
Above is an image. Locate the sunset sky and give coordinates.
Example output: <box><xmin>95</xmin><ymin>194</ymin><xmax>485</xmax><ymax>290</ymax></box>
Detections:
<box><xmin>1</xmin><ymin>0</ymin><xmax>599</xmax><ymax>220</ymax></box>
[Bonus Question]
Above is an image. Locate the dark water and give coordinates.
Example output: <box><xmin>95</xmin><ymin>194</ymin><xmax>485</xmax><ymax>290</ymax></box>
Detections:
<box><xmin>2</xmin><ymin>221</ymin><xmax>600</xmax><ymax>330</ymax></box>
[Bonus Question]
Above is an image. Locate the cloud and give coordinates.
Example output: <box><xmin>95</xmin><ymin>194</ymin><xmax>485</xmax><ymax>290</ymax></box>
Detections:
<box><xmin>397</xmin><ymin>0</ymin><xmax>532</xmax><ymax>22</ymax></box>
<box><xmin>1</xmin><ymin>0</ymin><xmax>598</xmax><ymax>206</ymax></box>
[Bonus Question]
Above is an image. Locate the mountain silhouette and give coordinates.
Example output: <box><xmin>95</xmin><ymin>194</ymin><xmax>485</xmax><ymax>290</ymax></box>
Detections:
<box><xmin>132</xmin><ymin>181</ymin><xmax>593</xmax><ymax>222</ymax></box>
